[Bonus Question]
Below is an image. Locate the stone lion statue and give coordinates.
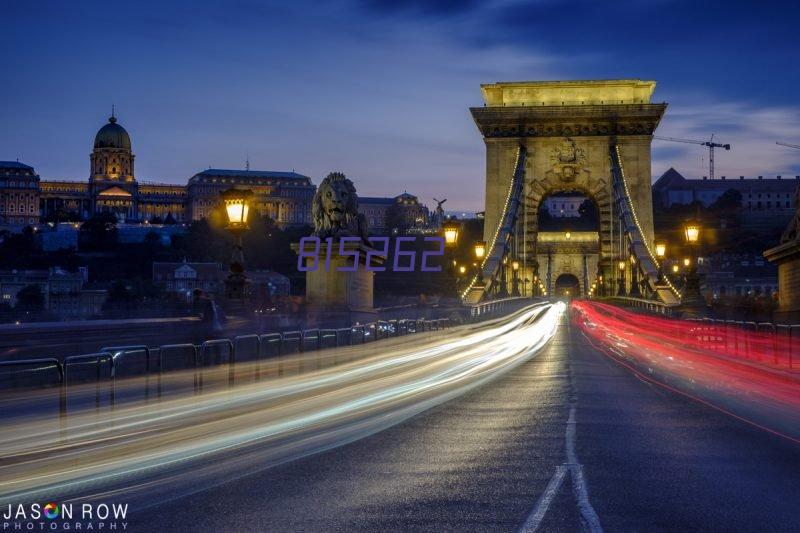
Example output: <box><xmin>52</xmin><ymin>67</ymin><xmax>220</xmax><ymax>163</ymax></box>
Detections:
<box><xmin>312</xmin><ymin>172</ymin><xmax>370</xmax><ymax>244</ymax></box>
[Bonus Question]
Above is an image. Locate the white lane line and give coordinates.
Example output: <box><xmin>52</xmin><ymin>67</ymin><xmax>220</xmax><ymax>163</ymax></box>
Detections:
<box><xmin>519</xmin><ymin>465</ymin><xmax>568</xmax><ymax>533</ymax></box>
<box><xmin>565</xmin><ymin>406</ymin><xmax>578</xmax><ymax>464</ymax></box>
<box><xmin>519</xmin><ymin>406</ymin><xmax>603</xmax><ymax>532</ymax></box>
<box><xmin>569</xmin><ymin>464</ymin><xmax>603</xmax><ymax>533</ymax></box>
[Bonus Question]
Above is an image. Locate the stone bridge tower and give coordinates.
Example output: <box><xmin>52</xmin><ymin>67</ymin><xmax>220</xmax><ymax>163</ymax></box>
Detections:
<box><xmin>470</xmin><ymin>80</ymin><xmax>666</xmax><ymax>294</ymax></box>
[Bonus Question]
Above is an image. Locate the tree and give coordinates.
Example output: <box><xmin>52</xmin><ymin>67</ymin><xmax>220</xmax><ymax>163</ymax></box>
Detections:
<box><xmin>711</xmin><ymin>188</ymin><xmax>742</xmax><ymax>212</ymax></box>
<box><xmin>103</xmin><ymin>280</ymin><xmax>138</xmax><ymax>316</ymax></box>
<box><xmin>80</xmin><ymin>212</ymin><xmax>118</xmax><ymax>251</ymax></box>
<box><xmin>385</xmin><ymin>204</ymin><xmax>409</xmax><ymax>234</ymax></box>
<box><xmin>15</xmin><ymin>284</ymin><xmax>45</xmax><ymax>316</ymax></box>
<box><xmin>163</xmin><ymin>212</ymin><xmax>177</xmax><ymax>225</ymax></box>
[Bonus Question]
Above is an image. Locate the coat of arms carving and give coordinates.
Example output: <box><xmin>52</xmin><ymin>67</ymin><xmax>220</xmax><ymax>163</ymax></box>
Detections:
<box><xmin>546</xmin><ymin>138</ymin><xmax>589</xmax><ymax>183</ymax></box>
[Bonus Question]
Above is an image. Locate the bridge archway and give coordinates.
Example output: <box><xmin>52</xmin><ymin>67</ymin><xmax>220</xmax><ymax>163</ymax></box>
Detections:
<box><xmin>470</xmin><ymin>80</ymin><xmax>667</xmax><ymax>301</ymax></box>
<box><xmin>554</xmin><ymin>273</ymin><xmax>581</xmax><ymax>298</ymax></box>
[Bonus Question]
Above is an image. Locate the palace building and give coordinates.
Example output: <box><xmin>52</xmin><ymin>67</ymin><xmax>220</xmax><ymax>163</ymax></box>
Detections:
<box><xmin>26</xmin><ymin>113</ymin><xmax>316</xmax><ymax>228</ymax></box>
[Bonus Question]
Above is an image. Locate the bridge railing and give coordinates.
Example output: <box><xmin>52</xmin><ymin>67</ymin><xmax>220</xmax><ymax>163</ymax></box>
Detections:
<box><xmin>609</xmin><ymin>146</ymin><xmax>681</xmax><ymax>305</ymax></box>
<box><xmin>595</xmin><ymin>299</ymin><xmax>800</xmax><ymax>369</ymax></box>
<box><xmin>682</xmin><ymin>317</ymin><xmax>799</xmax><ymax>370</ymax></box>
<box><xmin>468</xmin><ymin>296</ymin><xmax>544</xmax><ymax>319</ymax></box>
<box><xmin>2</xmin><ymin>308</ymin><xmax>532</xmax><ymax>438</ymax></box>
<box><xmin>463</xmin><ymin>146</ymin><xmax>527</xmax><ymax>304</ymax></box>
<box><xmin>600</xmin><ymin>296</ymin><xmax>679</xmax><ymax>317</ymax></box>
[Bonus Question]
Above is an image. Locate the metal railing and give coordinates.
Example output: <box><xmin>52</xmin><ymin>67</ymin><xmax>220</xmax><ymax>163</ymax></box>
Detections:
<box><xmin>469</xmin><ymin>297</ymin><xmax>542</xmax><ymax>319</ymax></box>
<box><xmin>684</xmin><ymin>318</ymin><xmax>800</xmax><ymax>370</ymax></box>
<box><xmin>0</xmin><ymin>317</ymin><xmax>459</xmax><ymax>439</ymax></box>
<box><xmin>601</xmin><ymin>296</ymin><xmax>678</xmax><ymax>317</ymax></box>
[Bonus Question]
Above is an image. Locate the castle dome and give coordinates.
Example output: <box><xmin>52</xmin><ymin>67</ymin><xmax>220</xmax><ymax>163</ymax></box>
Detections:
<box><xmin>94</xmin><ymin>115</ymin><xmax>131</xmax><ymax>150</ymax></box>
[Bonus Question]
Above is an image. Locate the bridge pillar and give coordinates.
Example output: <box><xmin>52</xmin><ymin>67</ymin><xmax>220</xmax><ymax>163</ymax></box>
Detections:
<box><xmin>471</xmin><ymin>80</ymin><xmax>665</xmax><ymax>295</ymax></box>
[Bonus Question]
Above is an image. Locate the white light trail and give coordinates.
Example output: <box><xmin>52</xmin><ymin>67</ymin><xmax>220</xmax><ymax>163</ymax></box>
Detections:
<box><xmin>0</xmin><ymin>302</ymin><xmax>564</xmax><ymax>507</ymax></box>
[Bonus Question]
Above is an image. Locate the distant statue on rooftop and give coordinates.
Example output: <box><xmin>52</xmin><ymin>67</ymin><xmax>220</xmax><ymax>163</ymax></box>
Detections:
<box><xmin>312</xmin><ymin>172</ymin><xmax>370</xmax><ymax>244</ymax></box>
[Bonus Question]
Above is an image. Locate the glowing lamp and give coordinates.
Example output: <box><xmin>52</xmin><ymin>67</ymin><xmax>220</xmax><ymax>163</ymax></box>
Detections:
<box><xmin>512</xmin><ymin>260</ymin><xmax>520</xmax><ymax>271</ymax></box>
<box><xmin>459</xmin><ymin>265</ymin><xmax>466</xmax><ymax>275</ymax></box>
<box><xmin>672</xmin><ymin>264</ymin><xmax>679</xmax><ymax>273</ymax></box>
<box><xmin>221</xmin><ymin>188</ymin><xmax>253</xmax><ymax>228</ymax></box>
<box><xmin>474</xmin><ymin>241</ymin><xmax>486</xmax><ymax>260</ymax></box>
<box><xmin>442</xmin><ymin>220</ymin><xmax>460</xmax><ymax>246</ymax></box>
<box><xmin>684</xmin><ymin>221</ymin><xmax>700</xmax><ymax>244</ymax></box>
<box><xmin>618</xmin><ymin>260</ymin><xmax>625</xmax><ymax>271</ymax></box>
<box><xmin>655</xmin><ymin>241</ymin><xmax>666</xmax><ymax>258</ymax></box>
<box><xmin>565</xmin><ymin>231</ymin><xmax>572</xmax><ymax>240</ymax></box>
<box><xmin>683</xmin><ymin>257</ymin><xmax>691</xmax><ymax>267</ymax></box>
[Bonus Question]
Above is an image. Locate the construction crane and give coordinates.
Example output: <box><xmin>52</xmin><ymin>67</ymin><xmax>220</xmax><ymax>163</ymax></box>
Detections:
<box><xmin>776</xmin><ymin>141</ymin><xmax>800</xmax><ymax>150</ymax></box>
<box><xmin>653</xmin><ymin>134</ymin><xmax>731</xmax><ymax>180</ymax></box>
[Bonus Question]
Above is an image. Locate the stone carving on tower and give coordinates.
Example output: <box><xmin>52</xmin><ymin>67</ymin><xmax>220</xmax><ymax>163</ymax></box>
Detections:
<box><xmin>546</xmin><ymin>138</ymin><xmax>589</xmax><ymax>183</ymax></box>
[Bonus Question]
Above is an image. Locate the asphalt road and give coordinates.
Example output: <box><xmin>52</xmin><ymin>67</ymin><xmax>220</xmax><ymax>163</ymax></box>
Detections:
<box><xmin>135</xmin><ymin>313</ymin><xmax>800</xmax><ymax>532</ymax></box>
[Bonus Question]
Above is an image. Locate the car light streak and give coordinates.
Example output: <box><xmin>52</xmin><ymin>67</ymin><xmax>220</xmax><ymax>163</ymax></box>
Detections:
<box><xmin>0</xmin><ymin>302</ymin><xmax>564</xmax><ymax>507</ymax></box>
<box><xmin>571</xmin><ymin>301</ymin><xmax>800</xmax><ymax>442</ymax></box>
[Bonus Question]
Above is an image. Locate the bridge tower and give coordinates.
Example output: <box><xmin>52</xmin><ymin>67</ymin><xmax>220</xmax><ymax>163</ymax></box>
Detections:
<box><xmin>470</xmin><ymin>79</ymin><xmax>667</xmax><ymax>299</ymax></box>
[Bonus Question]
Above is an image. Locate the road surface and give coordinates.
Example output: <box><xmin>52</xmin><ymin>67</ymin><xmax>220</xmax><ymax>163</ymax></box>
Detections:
<box><xmin>131</xmin><ymin>310</ymin><xmax>800</xmax><ymax>532</ymax></box>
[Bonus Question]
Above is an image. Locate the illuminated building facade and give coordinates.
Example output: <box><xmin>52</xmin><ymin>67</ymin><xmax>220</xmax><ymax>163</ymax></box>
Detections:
<box><xmin>187</xmin><ymin>169</ymin><xmax>314</xmax><ymax>226</ymax></box>
<box><xmin>33</xmin><ymin>114</ymin><xmax>316</xmax><ymax>227</ymax></box>
<box><xmin>0</xmin><ymin>161</ymin><xmax>40</xmax><ymax>227</ymax></box>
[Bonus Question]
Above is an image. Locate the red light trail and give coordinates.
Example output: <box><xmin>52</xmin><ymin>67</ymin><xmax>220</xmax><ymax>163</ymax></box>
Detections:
<box><xmin>571</xmin><ymin>301</ymin><xmax>800</xmax><ymax>442</ymax></box>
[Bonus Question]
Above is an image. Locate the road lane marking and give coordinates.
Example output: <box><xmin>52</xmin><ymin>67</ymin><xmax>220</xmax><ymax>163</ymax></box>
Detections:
<box><xmin>519</xmin><ymin>465</ymin><xmax>568</xmax><ymax>532</ymax></box>
<box><xmin>569</xmin><ymin>463</ymin><xmax>603</xmax><ymax>533</ymax></box>
<box><xmin>518</xmin><ymin>320</ymin><xmax>604</xmax><ymax>533</ymax></box>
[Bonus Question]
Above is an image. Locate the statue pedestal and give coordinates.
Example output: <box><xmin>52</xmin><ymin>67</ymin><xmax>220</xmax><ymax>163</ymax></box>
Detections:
<box><xmin>292</xmin><ymin>241</ymin><xmax>385</xmax><ymax>328</ymax></box>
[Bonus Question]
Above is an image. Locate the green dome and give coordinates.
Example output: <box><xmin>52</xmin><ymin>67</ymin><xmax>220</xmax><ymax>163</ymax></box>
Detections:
<box><xmin>94</xmin><ymin>116</ymin><xmax>131</xmax><ymax>150</ymax></box>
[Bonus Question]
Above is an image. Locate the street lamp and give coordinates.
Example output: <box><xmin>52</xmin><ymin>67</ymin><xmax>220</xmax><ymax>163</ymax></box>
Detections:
<box><xmin>442</xmin><ymin>219</ymin><xmax>461</xmax><ymax>247</ymax></box>
<box><xmin>473</xmin><ymin>241</ymin><xmax>486</xmax><ymax>284</ymax></box>
<box><xmin>474</xmin><ymin>240</ymin><xmax>486</xmax><ymax>260</ymax></box>
<box><xmin>617</xmin><ymin>260</ymin><xmax>626</xmax><ymax>296</ymax></box>
<box><xmin>629</xmin><ymin>255</ymin><xmax>641</xmax><ymax>297</ymax></box>
<box><xmin>511</xmin><ymin>259</ymin><xmax>521</xmax><ymax>297</ymax></box>
<box><xmin>221</xmin><ymin>188</ymin><xmax>253</xmax><ymax>300</ymax></box>
<box><xmin>684</xmin><ymin>220</ymin><xmax>700</xmax><ymax>244</ymax></box>
<box><xmin>655</xmin><ymin>240</ymin><xmax>667</xmax><ymax>284</ymax></box>
<box><xmin>681</xmin><ymin>219</ymin><xmax>705</xmax><ymax>316</ymax></box>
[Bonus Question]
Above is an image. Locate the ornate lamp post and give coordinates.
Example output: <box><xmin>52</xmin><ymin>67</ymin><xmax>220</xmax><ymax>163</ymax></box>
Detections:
<box><xmin>474</xmin><ymin>241</ymin><xmax>486</xmax><ymax>284</ymax></box>
<box><xmin>655</xmin><ymin>241</ymin><xmax>667</xmax><ymax>283</ymax></box>
<box><xmin>456</xmin><ymin>264</ymin><xmax>467</xmax><ymax>293</ymax></box>
<box><xmin>680</xmin><ymin>219</ymin><xmax>705</xmax><ymax>315</ymax></box>
<box><xmin>442</xmin><ymin>219</ymin><xmax>460</xmax><ymax>247</ymax></box>
<box><xmin>629</xmin><ymin>254</ymin><xmax>641</xmax><ymax>297</ymax></box>
<box><xmin>441</xmin><ymin>219</ymin><xmax>461</xmax><ymax>296</ymax></box>
<box><xmin>221</xmin><ymin>188</ymin><xmax>253</xmax><ymax>300</ymax></box>
<box><xmin>617</xmin><ymin>260</ymin><xmax>626</xmax><ymax>296</ymax></box>
<box><xmin>511</xmin><ymin>260</ymin><xmax>521</xmax><ymax>297</ymax></box>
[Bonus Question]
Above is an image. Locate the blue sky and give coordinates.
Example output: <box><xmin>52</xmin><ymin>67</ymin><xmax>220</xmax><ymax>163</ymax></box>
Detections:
<box><xmin>3</xmin><ymin>0</ymin><xmax>800</xmax><ymax>210</ymax></box>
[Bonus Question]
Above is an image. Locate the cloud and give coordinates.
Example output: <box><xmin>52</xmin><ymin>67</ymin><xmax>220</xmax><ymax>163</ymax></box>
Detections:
<box><xmin>653</xmin><ymin>99</ymin><xmax>800</xmax><ymax>180</ymax></box>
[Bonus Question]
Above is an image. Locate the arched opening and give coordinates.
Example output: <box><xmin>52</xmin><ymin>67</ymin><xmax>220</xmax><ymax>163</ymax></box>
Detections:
<box><xmin>537</xmin><ymin>190</ymin><xmax>599</xmax><ymax>232</ymax></box>
<box><xmin>555</xmin><ymin>273</ymin><xmax>581</xmax><ymax>298</ymax></box>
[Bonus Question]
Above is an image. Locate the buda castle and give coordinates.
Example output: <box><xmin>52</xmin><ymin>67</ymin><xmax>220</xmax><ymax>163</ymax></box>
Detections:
<box><xmin>1</xmin><ymin>113</ymin><xmax>315</xmax><ymax>228</ymax></box>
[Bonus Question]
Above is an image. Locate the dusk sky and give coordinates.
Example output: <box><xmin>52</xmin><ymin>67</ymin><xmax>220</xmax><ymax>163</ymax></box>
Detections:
<box><xmin>3</xmin><ymin>0</ymin><xmax>800</xmax><ymax>211</ymax></box>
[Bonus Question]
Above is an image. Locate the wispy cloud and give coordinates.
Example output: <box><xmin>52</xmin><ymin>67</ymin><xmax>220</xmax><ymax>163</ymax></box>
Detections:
<box><xmin>653</xmin><ymin>100</ymin><xmax>800</xmax><ymax>180</ymax></box>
